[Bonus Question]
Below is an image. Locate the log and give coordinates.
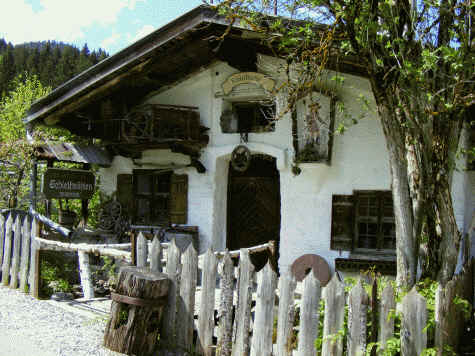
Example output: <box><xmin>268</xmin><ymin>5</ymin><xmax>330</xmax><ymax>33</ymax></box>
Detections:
<box><xmin>298</xmin><ymin>271</ymin><xmax>321</xmax><ymax>356</ymax></box>
<box><xmin>216</xmin><ymin>251</ymin><xmax>234</xmax><ymax>356</ymax></box>
<box><xmin>35</xmin><ymin>237</ymin><xmax>131</xmax><ymax>260</ymax></box>
<box><xmin>347</xmin><ymin>279</ymin><xmax>369</xmax><ymax>356</ymax></box>
<box><xmin>137</xmin><ymin>232</ymin><xmax>148</xmax><ymax>267</ymax></box>
<box><xmin>29</xmin><ymin>209</ymin><xmax>72</xmax><ymax>237</ymax></box>
<box><xmin>322</xmin><ymin>274</ymin><xmax>345</xmax><ymax>356</ymax></box>
<box><xmin>28</xmin><ymin>218</ymin><xmax>40</xmax><ymax>298</ymax></box>
<box><xmin>197</xmin><ymin>248</ymin><xmax>218</xmax><ymax>356</ymax></box>
<box><xmin>250</xmin><ymin>262</ymin><xmax>277</xmax><ymax>356</ymax></box>
<box><xmin>10</xmin><ymin>216</ymin><xmax>22</xmax><ymax>289</ymax></box>
<box><xmin>0</xmin><ymin>214</ymin><xmax>5</xmax><ymax>270</ymax></box>
<box><xmin>150</xmin><ymin>236</ymin><xmax>162</xmax><ymax>272</ymax></box>
<box><xmin>232</xmin><ymin>248</ymin><xmax>255</xmax><ymax>356</ymax></box>
<box><xmin>378</xmin><ymin>283</ymin><xmax>395</xmax><ymax>354</ymax></box>
<box><xmin>103</xmin><ymin>267</ymin><xmax>169</xmax><ymax>356</ymax></box>
<box><xmin>400</xmin><ymin>287</ymin><xmax>427</xmax><ymax>356</ymax></box>
<box><xmin>276</xmin><ymin>272</ymin><xmax>297</xmax><ymax>356</ymax></box>
<box><xmin>78</xmin><ymin>251</ymin><xmax>94</xmax><ymax>299</ymax></box>
<box><xmin>161</xmin><ymin>239</ymin><xmax>181</xmax><ymax>347</ymax></box>
<box><xmin>1</xmin><ymin>214</ymin><xmax>13</xmax><ymax>286</ymax></box>
<box><xmin>176</xmin><ymin>244</ymin><xmax>198</xmax><ymax>354</ymax></box>
<box><xmin>19</xmin><ymin>216</ymin><xmax>31</xmax><ymax>292</ymax></box>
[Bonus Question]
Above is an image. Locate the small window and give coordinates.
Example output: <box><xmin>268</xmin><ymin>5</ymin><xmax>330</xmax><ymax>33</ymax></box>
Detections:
<box><xmin>220</xmin><ymin>101</ymin><xmax>275</xmax><ymax>133</ymax></box>
<box><xmin>354</xmin><ymin>191</ymin><xmax>395</xmax><ymax>251</ymax></box>
<box><xmin>134</xmin><ymin>170</ymin><xmax>171</xmax><ymax>225</ymax></box>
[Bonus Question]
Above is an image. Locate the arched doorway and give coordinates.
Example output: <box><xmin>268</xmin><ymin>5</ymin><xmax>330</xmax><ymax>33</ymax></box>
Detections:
<box><xmin>227</xmin><ymin>154</ymin><xmax>281</xmax><ymax>270</ymax></box>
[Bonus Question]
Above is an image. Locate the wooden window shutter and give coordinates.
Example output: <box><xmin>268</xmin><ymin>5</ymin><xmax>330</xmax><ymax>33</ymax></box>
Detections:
<box><xmin>330</xmin><ymin>195</ymin><xmax>354</xmax><ymax>251</ymax></box>
<box><xmin>170</xmin><ymin>174</ymin><xmax>188</xmax><ymax>224</ymax></box>
<box><xmin>116</xmin><ymin>174</ymin><xmax>134</xmax><ymax>217</ymax></box>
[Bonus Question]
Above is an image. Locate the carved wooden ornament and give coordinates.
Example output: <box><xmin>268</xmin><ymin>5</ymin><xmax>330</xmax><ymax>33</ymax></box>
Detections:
<box><xmin>231</xmin><ymin>145</ymin><xmax>251</xmax><ymax>172</ymax></box>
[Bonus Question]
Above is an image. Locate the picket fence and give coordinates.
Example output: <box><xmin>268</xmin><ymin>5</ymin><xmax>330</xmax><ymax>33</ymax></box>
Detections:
<box><xmin>134</xmin><ymin>233</ymin><xmax>474</xmax><ymax>356</ymax></box>
<box><xmin>0</xmin><ymin>211</ymin><xmax>473</xmax><ymax>356</ymax></box>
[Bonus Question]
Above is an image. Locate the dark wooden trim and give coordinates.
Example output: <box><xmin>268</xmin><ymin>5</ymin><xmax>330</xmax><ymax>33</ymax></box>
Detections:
<box><xmin>335</xmin><ymin>258</ymin><xmax>396</xmax><ymax>275</ymax></box>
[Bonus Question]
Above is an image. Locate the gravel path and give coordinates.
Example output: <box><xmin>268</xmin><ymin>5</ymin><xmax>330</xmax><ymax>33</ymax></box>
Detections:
<box><xmin>0</xmin><ymin>286</ymin><xmax>123</xmax><ymax>356</ymax></box>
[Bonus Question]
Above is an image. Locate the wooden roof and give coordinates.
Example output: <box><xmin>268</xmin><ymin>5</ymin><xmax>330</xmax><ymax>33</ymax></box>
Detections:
<box><xmin>24</xmin><ymin>5</ymin><xmax>368</xmax><ymax>136</ymax></box>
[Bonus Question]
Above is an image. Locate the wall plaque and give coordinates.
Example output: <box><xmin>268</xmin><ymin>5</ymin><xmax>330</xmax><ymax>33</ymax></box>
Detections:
<box><xmin>42</xmin><ymin>168</ymin><xmax>95</xmax><ymax>199</ymax></box>
<box><xmin>222</xmin><ymin>72</ymin><xmax>275</xmax><ymax>95</ymax></box>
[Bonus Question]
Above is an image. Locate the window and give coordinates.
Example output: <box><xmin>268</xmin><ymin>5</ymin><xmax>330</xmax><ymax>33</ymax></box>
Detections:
<box><xmin>331</xmin><ymin>190</ymin><xmax>395</xmax><ymax>253</ymax></box>
<box><xmin>116</xmin><ymin>171</ymin><xmax>188</xmax><ymax>226</ymax></box>
<box><xmin>220</xmin><ymin>101</ymin><xmax>275</xmax><ymax>133</ymax></box>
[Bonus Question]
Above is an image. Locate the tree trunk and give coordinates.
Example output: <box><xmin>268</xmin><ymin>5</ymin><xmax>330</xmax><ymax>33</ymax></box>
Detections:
<box><xmin>103</xmin><ymin>267</ymin><xmax>169</xmax><ymax>356</ymax></box>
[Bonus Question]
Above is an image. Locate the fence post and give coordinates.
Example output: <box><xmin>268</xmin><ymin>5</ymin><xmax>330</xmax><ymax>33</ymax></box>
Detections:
<box><xmin>0</xmin><ymin>214</ymin><xmax>5</xmax><ymax>271</ymax></box>
<box><xmin>378</xmin><ymin>283</ymin><xmax>395</xmax><ymax>353</ymax></box>
<box><xmin>28</xmin><ymin>218</ymin><xmax>40</xmax><ymax>298</ymax></box>
<box><xmin>232</xmin><ymin>248</ymin><xmax>255</xmax><ymax>356</ymax></box>
<box><xmin>297</xmin><ymin>271</ymin><xmax>322</xmax><ymax>356</ymax></box>
<box><xmin>161</xmin><ymin>239</ymin><xmax>181</xmax><ymax>349</ymax></box>
<box><xmin>10</xmin><ymin>215</ymin><xmax>23</xmax><ymax>289</ymax></box>
<box><xmin>322</xmin><ymin>274</ymin><xmax>345</xmax><ymax>356</ymax></box>
<box><xmin>347</xmin><ymin>279</ymin><xmax>369</xmax><ymax>356</ymax></box>
<box><xmin>401</xmin><ymin>287</ymin><xmax>427</xmax><ymax>356</ymax></box>
<box><xmin>19</xmin><ymin>216</ymin><xmax>31</xmax><ymax>292</ymax></box>
<box><xmin>176</xmin><ymin>244</ymin><xmax>198</xmax><ymax>354</ymax></box>
<box><xmin>276</xmin><ymin>272</ymin><xmax>297</xmax><ymax>356</ymax></box>
<box><xmin>1</xmin><ymin>214</ymin><xmax>13</xmax><ymax>286</ymax></box>
<box><xmin>136</xmin><ymin>232</ymin><xmax>148</xmax><ymax>268</ymax></box>
<box><xmin>78</xmin><ymin>251</ymin><xmax>94</xmax><ymax>299</ymax></box>
<box><xmin>150</xmin><ymin>235</ymin><xmax>162</xmax><ymax>272</ymax></box>
<box><xmin>197</xmin><ymin>248</ymin><xmax>218</xmax><ymax>356</ymax></box>
<box><xmin>216</xmin><ymin>251</ymin><xmax>234</xmax><ymax>356</ymax></box>
<box><xmin>250</xmin><ymin>262</ymin><xmax>277</xmax><ymax>356</ymax></box>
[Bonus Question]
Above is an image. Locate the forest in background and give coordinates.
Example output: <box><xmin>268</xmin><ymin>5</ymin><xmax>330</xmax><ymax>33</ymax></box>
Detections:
<box><xmin>0</xmin><ymin>39</ymin><xmax>108</xmax><ymax>96</ymax></box>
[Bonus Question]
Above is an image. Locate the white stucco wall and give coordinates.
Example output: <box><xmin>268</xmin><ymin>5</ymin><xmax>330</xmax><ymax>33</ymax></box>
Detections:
<box><xmin>98</xmin><ymin>56</ymin><xmax>471</xmax><ymax>274</ymax></box>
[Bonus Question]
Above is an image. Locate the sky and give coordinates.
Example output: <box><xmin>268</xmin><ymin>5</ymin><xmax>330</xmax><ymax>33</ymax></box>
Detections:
<box><xmin>0</xmin><ymin>0</ymin><xmax>204</xmax><ymax>54</ymax></box>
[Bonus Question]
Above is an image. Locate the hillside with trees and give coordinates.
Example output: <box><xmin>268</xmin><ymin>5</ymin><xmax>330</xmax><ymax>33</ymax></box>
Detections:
<box><xmin>0</xmin><ymin>39</ymin><xmax>108</xmax><ymax>96</ymax></box>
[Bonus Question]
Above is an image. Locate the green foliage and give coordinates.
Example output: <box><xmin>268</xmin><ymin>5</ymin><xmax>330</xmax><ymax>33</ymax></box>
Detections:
<box><xmin>40</xmin><ymin>257</ymin><xmax>76</xmax><ymax>296</ymax></box>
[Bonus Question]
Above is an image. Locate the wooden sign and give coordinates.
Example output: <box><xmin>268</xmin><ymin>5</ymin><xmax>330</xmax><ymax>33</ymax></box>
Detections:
<box><xmin>222</xmin><ymin>72</ymin><xmax>275</xmax><ymax>95</ymax></box>
<box><xmin>42</xmin><ymin>168</ymin><xmax>95</xmax><ymax>199</ymax></box>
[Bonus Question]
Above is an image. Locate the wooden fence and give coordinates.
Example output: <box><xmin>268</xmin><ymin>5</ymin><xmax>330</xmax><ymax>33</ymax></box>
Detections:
<box><xmin>133</xmin><ymin>233</ymin><xmax>474</xmax><ymax>356</ymax></box>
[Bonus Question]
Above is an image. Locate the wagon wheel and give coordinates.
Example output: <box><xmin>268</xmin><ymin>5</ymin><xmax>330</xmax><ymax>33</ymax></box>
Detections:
<box><xmin>98</xmin><ymin>201</ymin><xmax>122</xmax><ymax>231</ymax></box>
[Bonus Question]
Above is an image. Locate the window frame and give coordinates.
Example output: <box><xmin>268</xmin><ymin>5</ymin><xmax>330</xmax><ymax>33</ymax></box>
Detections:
<box><xmin>352</xmin><ymin>190</ymin><xmax>396</xmax><ymax>255</ymax></box>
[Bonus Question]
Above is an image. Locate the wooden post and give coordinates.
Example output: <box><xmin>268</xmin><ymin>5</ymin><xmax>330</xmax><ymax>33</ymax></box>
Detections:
<box><xmin>250</xmin><ymin>262</ymin><xmax>277</xmax><ymax>356</ymax></box>
<box><xmin>378</xmin><ymin>283</ymin><xmax>395</xmax><ymax>354</ymax></box>
<box><xmin>45</xmin><ymin>160</ymin><xmax>54</xmax><ymax>218</ymax></box>
<box><xmin>136</xmin><ymin>232</ymin><xmax>148</xmax><ymax>267</ymax></box>
<box><xmin>347</xmin><ymin>279</ymin><xmax>369</xmax><ymax>356</ymax></box>
<box><xmin>232</xmin><ymin>248</ymin><xmax>255</xmax><ymax>356</ymax></box>
<box><xmin>197</xmin><ymin>248</ymin><xmax>218</xmax><ymax>356</ymax></box>
<box><xmin>216</xmin><ymin>251</ymin><xmax>234</xmax><ymax>356</ymax></box>
<box><xmin>103</xmin><ymin>267</ymin><xmax>170</xmax><ymax>356</ymax></box>
<box><xmin>10</xmin><ymin>215</ymin><xmax>22</xmax><ymax>289</ymax></box>
<box><xmin>322</xmin><ymin>274</ymin><xmax>345</xmax><ymax>356</ymax></box>
<box><xmin>161</xmin><ymin>239</ymin><xmax>181</xmax><ymax>348</ymax></box>
<box><xmin>80</xmin><ymin>163</ymin><xmax>90</xmax><ymax>227</ymax></box>
<box><xmin>130</xmin><ymin>231</ymin><xmax>137</xmax><ymax>266</ymax></box>
<box><xmin>0</xmin><ymin>214</ymin><xmax>5</xmax><ymax>272</ymax></box>
<box><xmin>176</xmin><ymin>244</ymin><xmax>198</xmax><ymax>354</ymax></box>
<box><xmin>19</xmin><ymin>216</ymin><xmax>31</xmax><ymax>292</ymax></box>
<box><xmin>297</xmin><ymin>271</ymin><xmax>322</xmax><ymax>356</ymax></box>
<box><xmin>401</xmin><ymin>287</ymin><xmax>427</xmax><ymax>356</ymax></box>
<box><xmin>150</xmin><ymin>235</ymin><xmax>162</xmax><ymax>272</ymax></box>
<box><xmin>1</xmin><ymin>214</ymin><xmax>13</xmax><ymax>286</ymax></box>
<box><xmin>30</xmin><ymin>160</ymin><xmax>38</xmax><ymax>211</ymax></box>
<box><xmin>276</xmin><ymin>272</ymin><xmax>297</xmax><ymax>356</ymax></box>
<box><xmin>78</xmin><ymin>251</ymin><xmax>95</xmax><ymax>299</ymax></box>
<box><xmin>28</xmin><ymin>218</ymin><xmax>41</xmax><ymax>298</ymax></box>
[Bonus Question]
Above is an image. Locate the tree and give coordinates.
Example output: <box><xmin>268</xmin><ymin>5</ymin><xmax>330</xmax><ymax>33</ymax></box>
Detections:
<box><xmin>213</xmin><ymin>0</ymin><xmax>474</xmax><ymax>288</ymax></box>
<box><xmin>0</xmin><ymin>74</ymin><xmax>50</xmax><ymax>209</ymax></box>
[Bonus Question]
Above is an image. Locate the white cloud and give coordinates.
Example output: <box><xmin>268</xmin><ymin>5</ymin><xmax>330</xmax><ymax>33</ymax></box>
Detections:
<box><xmin>101</xmin><ymin>33</ymin><xmax>121</xmax><ymax>49</ymax></box>
<box><xmin>0</xmin><ymin>0</ymin><xmax>146</xmax><ymax>44</ymax></box>
<box><xmin>129</xmin><ymin>24</ymin><xmax>155</xmax><ymax>43</ymax></box>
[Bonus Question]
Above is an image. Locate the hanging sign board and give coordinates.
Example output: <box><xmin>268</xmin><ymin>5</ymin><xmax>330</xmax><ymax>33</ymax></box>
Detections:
<box><xmin>42</xmin><ymin>168</ymin><xmax>95</xmax><ymax>199</ymax></box>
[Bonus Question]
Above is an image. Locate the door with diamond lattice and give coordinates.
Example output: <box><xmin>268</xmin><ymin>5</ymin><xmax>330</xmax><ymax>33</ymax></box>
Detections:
<box><xmin>227</xmin><ymin>154</ymin><xmax>280</xmax><ymax>269</ymax></box>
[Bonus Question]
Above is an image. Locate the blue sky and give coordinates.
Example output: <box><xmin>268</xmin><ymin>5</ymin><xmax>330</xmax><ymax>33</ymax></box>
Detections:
<box><xmin>0</xmin><ymin>0</ymin><xmax>204</xmax><ymax>54</ymax></box>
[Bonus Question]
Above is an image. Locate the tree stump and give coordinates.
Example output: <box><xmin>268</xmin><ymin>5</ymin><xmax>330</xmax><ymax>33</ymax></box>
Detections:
<box><xmin>104</xmin><ymin>266</ymin><xmax>170</xmax><ymax>356</ymax></box>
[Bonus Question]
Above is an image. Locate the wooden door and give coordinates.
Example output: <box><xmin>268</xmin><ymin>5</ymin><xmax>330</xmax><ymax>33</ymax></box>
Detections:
<box><xmin>227</xmin><ymin>155</ymin><xmax>280</xmax><ymax>270</ymax></box>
